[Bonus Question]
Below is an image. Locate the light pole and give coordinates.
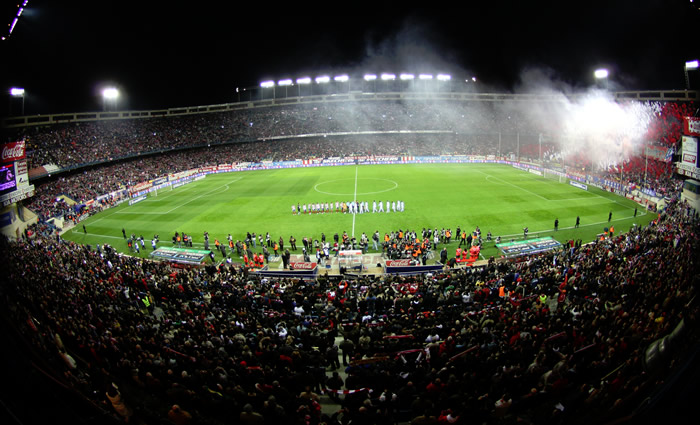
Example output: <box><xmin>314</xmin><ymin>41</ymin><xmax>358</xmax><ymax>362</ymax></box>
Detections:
<box><xmin>315</xmin><ymin>75</ymin><xmax>330</xmax><ymax>95</ymax></box>
<box><xmin>400</xmin><ymin>73</ymin><xmax>415</xmax><ymax>91</ymax></box>
<box><xmin>594</xmin><ymin>69</ymin><xmax>609</xmax><ymax>90</ymax></box>
<box><xmin>437</xmin><ymin>74</ymin><xmax>451</xmax><ymax>92</ymax></box>
<box><xmin>102</xmin><ymin>87</ymin><xmax>119</xmax><ymax>111</ymax></box>
<box><xmin>363</xmin><ymin>74</ymin><xmax>377</xmax><ymax>93</ymax></box>
<box><xmin>296</xmin><ymin>77</ymin><xmax>311</xmax><ymax>97</ymax></box>
<box><xmin>278</xmin><ymin>79</ymin><xmax>293</xmax><ymax>98</ymax></box>
<box><xmin>685</xmin><ymin>60</ymin><xmax>698</xmax><ymax>90</ymax></box>
<box><xmin>380</xmin><ymin>73</ymin><xmax>395</xmax><ymax>92</ymax></box>
<box><xmin>260</xmin><ymin>81</ymin><xmax>275</xmax><ymax>100</ymax></box>
<box><xmin>10</xmin><ymin>87</ymin><xmax>25</xmax><ymax>115</ymax></box>
<box><xmin>334</xmin><ymin>75</ymin><xmax>349</xmax><ymax>93</ymax></box>
<box><xmin>419</xmin><ymin>74</ymin><xmax>433</xmax><ymax>92</ymax></box>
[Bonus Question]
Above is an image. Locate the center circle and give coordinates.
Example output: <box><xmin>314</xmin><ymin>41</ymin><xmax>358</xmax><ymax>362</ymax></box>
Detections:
<box><xmin>314</xmin><ymin>178</ymin><xmax>398</xmax><ymax>196</ymax></box>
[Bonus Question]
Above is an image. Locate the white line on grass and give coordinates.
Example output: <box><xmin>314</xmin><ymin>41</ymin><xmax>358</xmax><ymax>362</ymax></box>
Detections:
<box><xmin>352</xmin><ymin>166</ymin><xmax>358</xmax><ymax>237</ymax></box>
<box><xmin>115</xmin><ymin>177</ymin><xmax>242</xmax><ymax>215</ymax></box>
<box><xmin>492</xmin><ymin>214</ymin><xmax>639</xmax><ymax>240</ymax></box>
<box><xmin>143</xmin><ymin>179</ymin><xmax>198</xmax><ymax>203</ymax></box>
<box><xmin>477</xmin><ymin>170</ymin><xmax>548</xmax><ymax>201</ymax></box>
<box><xmin>73</xmin><ymin>232</ymin><xmax>124</xmax><ymax>240</ymax></box>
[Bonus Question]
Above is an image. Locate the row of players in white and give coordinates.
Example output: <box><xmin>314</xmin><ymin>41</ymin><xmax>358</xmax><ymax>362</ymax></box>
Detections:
<box><xmin>293</xmin><ymin>200</ymin><xmax>404</xmax><ymax>214</ymax></box>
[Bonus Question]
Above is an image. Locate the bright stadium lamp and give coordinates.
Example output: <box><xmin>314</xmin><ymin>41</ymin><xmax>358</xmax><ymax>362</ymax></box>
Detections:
<box><xmin>594</xmin><ymin>69</ymin><xmax>609</xmax><ymax>79</ymax></box>
<box><xmin>102</xmin><ymin>87</ymin><xmax>119</xmax><ymax>111</ymax></box>
<box><xmin>102</xmin><ymin>87</ymin><xmax>119</xmax><ymax>99</ymax></box>
<box><xmin>296</xmin><ymin>77</ymin><xmax>311</xmax><ymax>96</ymax></box>
<box><xmin>400</xmin><ymin>73</ymin><xmax>415</xmax><ymax>81</ymax></box>
<box><xmin>334</xmin><ymin>74</ymin><xmax>350</xmax><ymax>92</ymax></box>
<box><xmin>594</xmin><ymin>69</ymin><xmax>609</xmax><ymax>89</ymax></box>
<box><xmin>260</xmin><ymin>81</ymin><xmax>275</xmax><ymax>100</ymax></box>
<box><xmin>278</xmin><ymin>79</ymin><xmax>292</xmax><ymax>98</ymax></box>
<box><xmin>315</xmin><ymin>76</ymin><xmax>330</xmax><ymax>84</ymax></box>
<box><xmin>418</xmin><ymin>74</ymin><xmax>433</xmax><ymax>80</ymax></box>
<box><xmin>10</xmin><ymin>87</ymin><xmax>25</xmax><ymax>115</ymax></box>
<box><xmin>685</xmin><ymin>60</ymin><xmax>699</xmax><ymax>89</ymax></box>
<box><xmin>363</xmin><ymin>74</ymin><xmax>377</xmax><ymax>93</ymax></box>
<box><xmin>380</xmin><ymin>73</ymin><xmax>396</xmax><ymax>80</ymax></box>
<box><xmin>436</xmin><ymin>74</ymin><xmax>451</xmax><ymax>92</ymax></box>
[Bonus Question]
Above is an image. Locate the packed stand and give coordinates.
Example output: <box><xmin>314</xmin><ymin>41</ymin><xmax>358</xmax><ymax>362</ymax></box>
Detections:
<box><xmin>8</xmin><ymin>100</ymin><xmax>549</xmax><ymax>171</ymax></box>
<box><xmin>3</xmin><ymin>192</ymin><xmax>699</xmax><ymax>425</ymax></box>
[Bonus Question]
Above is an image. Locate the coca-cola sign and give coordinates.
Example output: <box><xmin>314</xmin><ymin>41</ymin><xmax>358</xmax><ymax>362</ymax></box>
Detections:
<box><xmin>2</xmin><ymin>141</ymin><xmax>25</xmax><ymax>163</ymax></box>
<box><xmin>289</xmin><ymin>262</ymin><xmax>318</xmax><ymax>270</ymax></box>
<box><xmin>685</xmin><ymin>117</ymin><xmax>700</xmax><ymax>137</ymax></box>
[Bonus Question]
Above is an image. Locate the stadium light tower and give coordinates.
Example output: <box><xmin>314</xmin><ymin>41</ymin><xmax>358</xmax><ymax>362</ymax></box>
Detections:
<box><xmin>381</xmin><ymin>73</ymin><xmax>396</xmax><ymax>92</ymax></box>
<box><xmin>594</xmin><ymin>69</ymin><xmax>609</xmax><ymax>89</ymax></box>
<box><xmin>296</xmin><ymin>77</ymin><xmax>311</xmax><ymax>96</ymax></box>
<box><xmin>260</xmin><ymin>81</ymin><xmax>275</xmax><ymax>100</ymax></box>
<box><xmin>315</xmin><ymin>76</ymin><xmax>331</xmax><ymax>95</ymax></box>
<box><xmin>334</xmin><ymin>74</ymin><xmax>350</xmax><ymax>92</ymax></box>
<box><xmin>364</xmin><ymin>74</ymin><xmax>377</xmax><ymax>93</ymax></box>
<box><xmin>437</xmin><ymin>74</ymin><xmax>451</xmax><ymax>92</ymax></box>
<box><xmin>102</xmin><ymin>87</ymin><xmax>119</xmax><ymax>111</ymax></box>
<box><xmin>419</xmin><ymin>74</ymin><xmax>433</xmax><ymax>92</ymax></box>
<box><xmin>685</xmin><ymin>60</ymin><xmax>699</xmax><ymax>89</ymax></box>
<box><xmin>278</xmin><ymin>79</ymin><xmax>293</xmax><ymax>98</ymax></box>
<box><xmin>10</xmin><ymin>87</ymin><xmax>25</xmax><ymax>115</ymax></box>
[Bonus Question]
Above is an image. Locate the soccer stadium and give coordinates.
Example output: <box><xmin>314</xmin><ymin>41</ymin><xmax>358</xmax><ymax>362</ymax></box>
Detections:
<box><xmin>2</xmin><ymin>5</ymin><xmax>700</xmax><ymax>425</ymax></box>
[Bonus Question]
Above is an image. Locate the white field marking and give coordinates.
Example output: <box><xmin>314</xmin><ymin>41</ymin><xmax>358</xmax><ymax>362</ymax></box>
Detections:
<box><xmin>476</xmin><ymin>169</ymin><xmax>548</xmax><ymax>201</ymax></box>
<box><xmin>352</xmin><ymin>166</ymin><xmax>358</xmax><ymax>237</ymax></box>
<box><xmin>314</xmin><ymin>178</ymin><xmax>398</xmax><ymax>196</ymax></box>
<box><xmin>70</xmin><ymin>231</ymin><xmax>123</xmax><ymax>239</ymax></box>
<box><xmin>143</xmin><ymin>179</ymin><xmax>198</xmax><ymax>203</ymax></box>
<box><xmin>520</xmin><ymin>171</ymin><xmax>644</xmax><ymax>214</ymax></box>
<box><xmin>83</xmin><ymin>207</ymin><xmax>123</xmax><ymax>226</ymax></box>
<box><xmin>115</xmin><ymin>177</ymin><xmax>242</xmax><ymax>215</ymax></box>
<box><xmin>486</xmin><ymin>214</ymin><xmax>638</xmax><ymax>241</ymax></box>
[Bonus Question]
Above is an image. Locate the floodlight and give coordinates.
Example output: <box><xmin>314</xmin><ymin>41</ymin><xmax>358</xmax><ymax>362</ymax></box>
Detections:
<box><xmin>102</xmin><ymin>88</ymin><xmax>119</xmax><ymax>99</ymax></box>
<box><xmin>10</xmin><ymin>87</ymin><xmax>25</xmax><ymax>96</ymax></box>
<box><xmin>380</xmin><ymin>73</ymin><xmax>396</xmax><ymax>81</ymax></box>
<box><xmin>278</xmin><ymin>79</ymin><xmax>293</xmax><ymax>86</ymax></box>
<box><xmin>315</xmin><ymin>76</ymin><xmax>330</xmax><ymax>84</ymax></box>
<box><xmin>594</xmin><ymin>69</ymin><xmax>609</xmax><ymax>79</ymax></box>
<box><xmin>437</xmin><ymin>74</ymin><xmax>451</xmax><ymax>81</ymax></box>
<box><xmin>400</xmin><ymin>73</ymin><xmax>415</xmax><ymax>81</ymax></box>
<box><xmin>296</xmin><ymin>77</ymin><xmax>311</xmax><ymax>85</ymax></box>
<box><xmin>364</xmin><ymin>74</ymin><xmax>377</xmax><ymax>81</ymax></box>
<box><xmin>419</xmin><ymin>74</ymin><xmax>433</xmax><ymax>80</ymax></box>
<box><xmin>260</xmin><ymin>81</ymin><xmax>275</xmax><ymax>88</ymax></box>
<box><xmin>334</xmin><ymin>75</ymin><xmax>349</xmax><ymax>82</ymax></box>
<box><xmin>686</xmin><ymin>60</ymin><xmax>699</xmax><ymax>70</ymax></box>
<box><xmin>472</xmin><ymin>77</ymin><xmax>477</xmax><ymax>82</ymax></box>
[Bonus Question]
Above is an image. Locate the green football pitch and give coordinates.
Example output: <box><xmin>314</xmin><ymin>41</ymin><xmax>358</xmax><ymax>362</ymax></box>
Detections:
<box><xmin>63</xmin><ymin>163</ymin><xmax>653</xmax><ymax>262</ymax></box>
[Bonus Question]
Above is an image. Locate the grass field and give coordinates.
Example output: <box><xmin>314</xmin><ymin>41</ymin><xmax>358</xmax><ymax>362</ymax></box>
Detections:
<box><xmin>63</xmin><ymin>163</ymin><xmax>654</xmax><ymax>262</ymax></box>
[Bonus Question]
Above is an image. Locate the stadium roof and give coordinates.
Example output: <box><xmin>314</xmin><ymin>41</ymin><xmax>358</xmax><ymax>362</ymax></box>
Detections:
<box><xmin>1</xmin><ymin>0</ymin><xmax>699</xmax><ymax>115</ymax></box>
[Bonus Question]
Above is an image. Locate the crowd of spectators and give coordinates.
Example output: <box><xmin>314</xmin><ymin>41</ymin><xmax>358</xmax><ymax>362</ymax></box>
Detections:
<box><xmin>3</xmin><ymin>190</ymin><xmax>699</xmax><ymax>425</ymax></box>
<box><xmin>7</xmin><ymin>100</ymin><xmax>560</xmax><ymax>171</ymax></box>
<box><xmin>5</xmin><ymin>97</ymin><xmax>690</xmax><ymax>224</ymax></box>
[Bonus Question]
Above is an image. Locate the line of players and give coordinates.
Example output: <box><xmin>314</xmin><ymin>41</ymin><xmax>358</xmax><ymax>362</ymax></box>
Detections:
<box><xmin>292</xmin><ymin>200</ymin><xmax>404</xmax><ymax>214</ymax></box>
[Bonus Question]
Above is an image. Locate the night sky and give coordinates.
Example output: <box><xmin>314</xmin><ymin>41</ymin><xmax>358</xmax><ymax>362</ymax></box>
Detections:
<box><xmin>1</xmin><ymin>0</ymin><xmax>699</xmax><ymax>115</ymax></box>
